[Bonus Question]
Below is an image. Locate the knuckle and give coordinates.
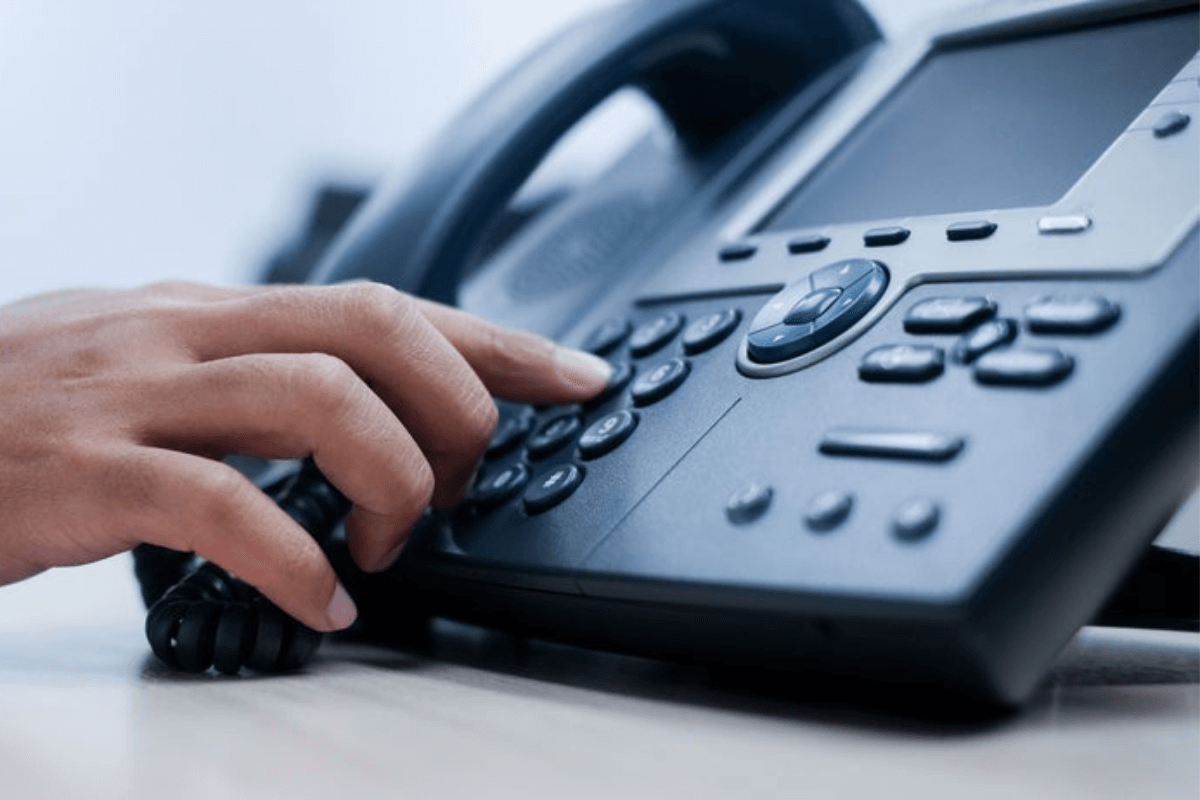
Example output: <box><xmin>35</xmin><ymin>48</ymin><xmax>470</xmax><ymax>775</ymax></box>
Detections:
<box><xmin>288</xmin><ymin>353</ymin><xmax>360</xmax><ymax>416</ymax></box>
<box><xmin>189</xmin><ymin>464</ymin><xmax>257</xmax><ymax>529</ymax></box>
<box><xmin>341</xmin><ymin>282</ymin><xmax>415</xmax><ymax>338</ymax></box>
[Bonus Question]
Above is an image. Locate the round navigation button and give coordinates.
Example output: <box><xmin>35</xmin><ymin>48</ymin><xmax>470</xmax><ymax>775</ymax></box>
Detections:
<box><xmin>784</xmin><ymin>287</ymin><xmax>842</xmax><ymax>325</ymax></box>
<box><xmin>746</xmin><ymin>259</ymin><xmax>888</xmax><ymax>364</ymax></box>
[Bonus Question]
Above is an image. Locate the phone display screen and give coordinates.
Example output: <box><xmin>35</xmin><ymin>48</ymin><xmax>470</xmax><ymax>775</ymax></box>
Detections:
<box><xmin>760</xmin><ymin>10</ymin><xmax>1198</xmax><ymax>231</ymax></box>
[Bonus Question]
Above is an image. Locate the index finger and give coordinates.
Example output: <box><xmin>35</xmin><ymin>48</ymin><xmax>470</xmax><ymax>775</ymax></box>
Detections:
<box><xmin>413</xmin><ymin>297</ymin><xmax>613</xmax><ymax>403</ymax></box>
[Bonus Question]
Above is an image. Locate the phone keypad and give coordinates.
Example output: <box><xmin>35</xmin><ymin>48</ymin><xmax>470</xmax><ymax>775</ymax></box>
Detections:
<box><xmin>469</xmin><ymin>306</ymin><xmax>742</xmax><ymax>518</ymax></box>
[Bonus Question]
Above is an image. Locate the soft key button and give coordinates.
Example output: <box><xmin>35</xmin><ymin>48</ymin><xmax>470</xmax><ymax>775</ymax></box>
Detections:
<box><xmin>1153</xmin><ymin>110</ymin><xmax>1190</xmax><ymax>138</ymax></box>
<box><xmin>946</xmin><ymin>220</ymin><xmax>997</xmax><ymax>241</ymax></box>
<box><xmin>863</xmin><ymin>226</ymin><xmax>911</xmax><ymax>247</ymax></box>
<box><xmin>1038</xmin><ymin>214</ymin><xmax>1091</xmax><ymax>235</ymax></box>
<box><xmin>746</xmin><ymin>259</ymin><xmax>888</xmax><ymax>364</ymax></box>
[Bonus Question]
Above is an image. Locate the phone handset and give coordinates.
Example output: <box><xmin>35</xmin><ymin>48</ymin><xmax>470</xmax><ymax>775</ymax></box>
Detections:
<box><xmin>309</xmin><ymin>0</ymin><xmax>879</xmax><ymax>302</ymax></box>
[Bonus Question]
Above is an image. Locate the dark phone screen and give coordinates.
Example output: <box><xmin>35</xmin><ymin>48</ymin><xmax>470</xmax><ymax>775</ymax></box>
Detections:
<box><xmin>760</xmin><ymin>10</ymin><xmax>1199</xmax><ymax>231</ymax></box>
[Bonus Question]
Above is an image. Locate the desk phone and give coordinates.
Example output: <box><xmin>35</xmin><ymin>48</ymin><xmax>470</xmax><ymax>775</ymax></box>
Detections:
<box><xmin>138</xmin><ymin>0</ymin><xmax>1199</xmax><ymax>707</ymax></box>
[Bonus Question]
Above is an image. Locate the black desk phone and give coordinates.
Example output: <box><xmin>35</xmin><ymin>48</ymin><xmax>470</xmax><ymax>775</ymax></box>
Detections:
<box><xmin>139</xmin><ymin>0</ymin><xmax>1200</xmax><ymax>706</ymax></box>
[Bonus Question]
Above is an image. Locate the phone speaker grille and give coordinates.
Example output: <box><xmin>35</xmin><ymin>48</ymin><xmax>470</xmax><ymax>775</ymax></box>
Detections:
<box><xmin>507</xmin><ymin>196</ymin><xmax>654</xmax><ymax>301</ymax></box>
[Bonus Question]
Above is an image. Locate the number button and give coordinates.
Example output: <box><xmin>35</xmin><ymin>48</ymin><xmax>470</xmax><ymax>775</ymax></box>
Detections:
<box><xmin>578</xmin><ymin>410</ymin><xmax>638</xmax><ymax>459</ymax></box>
<box><xmin>629</xmin><ymin>312</ymin><xmax>685</xmax><ymax>357</ymax></box>
<box><xmin>526</xmin><ymin>413</ymin><xmax>583</xmax><ymax>459</ymax></box>
<box><xmin>682</xmin><ymin>309</ymin><xmax>741</xmax><ymax>355</ymax></box>
<box><xmin>630</xmin><ymin>358</ymin><xmax>690</xmax><ymax>406</ymax></box>
<box><xmin>472</xmin><ymin>463</ymin><xmax>531</xmax><ymax>511</ymax></box>
<box><xmin>523</xmin><ymin>464</ymin><xmax>585</xmax><ymax>514</ymax></box>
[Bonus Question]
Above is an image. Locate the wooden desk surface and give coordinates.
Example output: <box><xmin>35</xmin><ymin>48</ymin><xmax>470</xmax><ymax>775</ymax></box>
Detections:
<box><xmin>1</xmin><ymin>554</ymin><xmax>1196</xmax><ymax>800</ymax></box>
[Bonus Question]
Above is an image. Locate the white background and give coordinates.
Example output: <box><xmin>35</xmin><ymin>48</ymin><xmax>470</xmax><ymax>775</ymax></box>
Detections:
<box><xmin>0</xmin><ymin>0</ymin><xmax>968</xmax><ymax>306</ymax></box>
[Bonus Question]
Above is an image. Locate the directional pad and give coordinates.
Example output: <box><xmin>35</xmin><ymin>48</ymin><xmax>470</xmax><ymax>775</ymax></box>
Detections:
<box><xmin>746</xmin><ymin>259</ymin><xmax>889</xmax><ymax>364</ymax></box>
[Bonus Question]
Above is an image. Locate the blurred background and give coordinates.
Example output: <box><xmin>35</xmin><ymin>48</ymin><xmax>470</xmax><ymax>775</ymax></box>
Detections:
<box><xmin>0</xmin><ymin>0</ymin><xmax>967</xmax><ymax>306</ymax></box>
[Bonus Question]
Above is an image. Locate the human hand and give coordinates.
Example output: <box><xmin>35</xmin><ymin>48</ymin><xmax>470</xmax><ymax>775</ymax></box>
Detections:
<box><xmin>0</xmin><ymin>281</ymin><xmax>611</xmax><ymax>632</ymax></box>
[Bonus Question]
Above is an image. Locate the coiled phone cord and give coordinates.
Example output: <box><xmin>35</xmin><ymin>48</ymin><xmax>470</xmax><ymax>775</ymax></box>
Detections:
<box><xmin>135</xmin><ymin>459</ymin><xmax>351</xmax><ymax>674</ymax></box>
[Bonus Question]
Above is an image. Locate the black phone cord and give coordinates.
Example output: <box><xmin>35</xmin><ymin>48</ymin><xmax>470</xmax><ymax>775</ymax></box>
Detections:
<box><xmin>136</xmin><ymin>460</ymin><xmax>351</xmax><ymax>674</ymax></box>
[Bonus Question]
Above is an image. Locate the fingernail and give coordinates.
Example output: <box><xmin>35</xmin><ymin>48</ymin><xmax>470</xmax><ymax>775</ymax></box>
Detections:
<box><xmin>325</xmin><ymin>582</ymin><xmax>358</xmax><ymax>631</ymax></box>
<box><xmin>555</xmin><ymin>346</ymin><xmax>612</xmax><ymax>393</ymax></box>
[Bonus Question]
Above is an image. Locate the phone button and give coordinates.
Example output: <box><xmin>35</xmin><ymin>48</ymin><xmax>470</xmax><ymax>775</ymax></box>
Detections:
<box><xmin>951</xmin><ymin>319</ymin><xmax>1017</xmax><ymax>364</ymax></box>
<box><xmin>526</xmin><ymin>413</ymin><xmax>583</xmax><ymax>459</ymax></box>
<box><xmin>718</xmin><ymin>242</ymin><xmax>757</xmax><ymax>262</ymax></box>
<box><xmin>582</xmin><ymin>318</ymin><xmax>632</xmax><ymax>356</ymax></box>
<box><xmin>578</xmin><ymin>410</ymin><xmax>639</xmax><ymax>459</ymax></box>
<box><xmin>682</xmin><ymin>309</ymin><xmax>741</xmax><ymax>354</ymax></box>
<box><xmin>746</xmin><ymin>259</ymin><xmax>888</xmax><ymax>364</ymax></box>
<box><xmin>584</xmin><ymin>361</ymin><xmax>635</xmax><ymax>410</ymax></box>
<box><xmin>973</xmin><ymin>348</ymin><xmax>1074</xmax><ymax>386</ymax></box>
<box><xmin>523</xmin><ymin>463</ymin><xmax>584</xmax><ymax>515</ymax></box>
<box><xmin>486</xmin><ymin>406</ymin><xmax>535</xmax><ymax>459</ymax></box>
<box><xmin>784</xmin><ymin>287</ymin><xmax>842</xmax><ymax>325</ymax></box>
<box><xmin>946</xmin><ymin>220</ymin><xmax>998</xmax><ymax>241</ymax></box>
<box><xmin>1023</xmin><ymin>295</ymin><xmax>1119</xmax><ymax>334</ymax></box>
<box><xmin>726</xmin><ymin>482</ymin><xmax>773</xmax><ymax>525</ymax></box>
<box><xmin>863</xmin><ymin>226</ymin><xmax>911</xmax><ymax>247</ymax></box>
<box><xmin>859</xmin><ymin>345</ymin><xmax>945</xmax><ymax>383</ymax></box>
<box><xmin>892</xmin><ymin>498</ymin><xmax>940</xmax><ymax>542</ymax></box>
<box><xmin>819</xmin><ymin>429</ymin><xmax>965</xmax><ymax>461</ymax></box>
<box><xmin>787</xmin><ymin>233</ymin><xmax>831</xmax><ymax>254</ymax></box>
<box><xmin>1152</xmin><ymin>110</ymin><xmax>1190</xmax><ymax>138</ymax></box>
<box><xmin>630</xmin><ymin>358</ymin><xmax>690</xmax><ymax>406</ymax></box>
<box><xmin>804</xmin><ymin>490</ymin><xmax>854</xmax><ymax>533</ymax></box>
<box><xmin>472</xmin><ymin>462</ymin><xmax>531</xmax><ymax>511</ymax></box>
<box><xmin>905</xmin><ymin>297</ymin><xmax>997</xmax><ymax>333</ymax></box>
<box><xmin>629</xmin><ymin>312</ymin><xmax>685</xmax><ymax>357</ymax></box>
